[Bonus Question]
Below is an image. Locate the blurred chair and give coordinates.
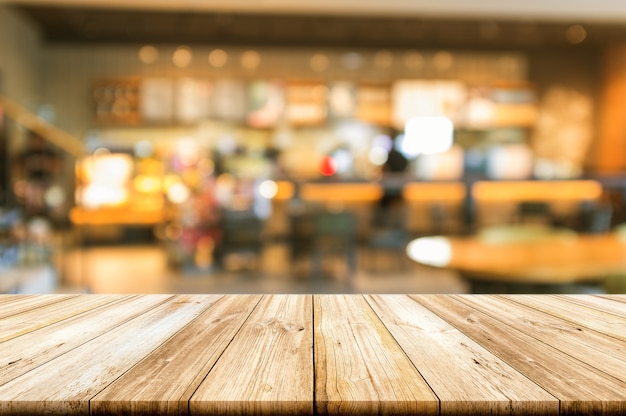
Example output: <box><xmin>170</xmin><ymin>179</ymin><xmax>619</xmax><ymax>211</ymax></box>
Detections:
<box><xmin>515</xmin><ymin>201</ymin><xmax>553</xmax><ymax>226</ymax></box>
<box><xmin>601</xmin><ymin>222</ymin><xmax>626</xmax><ymax>294</ymax></box>
<box><xmin>364</xmin><ymin>205</ymin><xmax>409</xmax><ymax>272</ymax></box>
<box><xmin>603</xmin><ymin>274</ymin><xmax>626</xmax><ymax>294</ymax></box>
<box><xmin>575</xmin><ymin>201</ymin><xmax>613</xmax><ymax>234</ymax></box>
<box><xmin>310</xmin><ymin>211</ymin><xmax>357</xmax><ymax>281</ymax></box>
<box><xmin>217</xmin><ymin>209</ymin><xmax>264</xmax><ymax>272</ymax></box>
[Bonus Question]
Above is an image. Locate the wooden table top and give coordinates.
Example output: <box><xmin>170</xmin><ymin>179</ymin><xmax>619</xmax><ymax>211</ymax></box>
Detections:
<box><xmin>407</xmin><ymin>228</ymin><xmax>626</xmax><ymax>285</ymax></box>
<box><xmin>0</xmin><ymin>294</ymin><xmax>625</xmax><ymax>415</ymax></box>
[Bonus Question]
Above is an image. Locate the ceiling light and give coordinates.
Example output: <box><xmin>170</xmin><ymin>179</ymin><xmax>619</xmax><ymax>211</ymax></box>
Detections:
<box><xmin>566</xmin><ymin>25</ymin><xmax>587</xmax><ymax>44</ymax></box>
<box><xmin>433</xmin><ymin>51</ymin><xmax>454</xmax><ymax>71</ymax></box>
<box><xmin>208</xmin><ymin>49</ymin><xmax>228</xmax><ymax>68</ymax></box>
<box><xmin>241</xmin><ymin>50</ymin><xmax>261</xmax><ymax>70</ymax></box>
<box><xmin>374</xmin><ymin>50</ymin><xmax>394</xmax><ymax>69</ymax></box>
<box><xmin>138</xmin><ymin>45</ymin><xmax>158</xmax><ymax>64</ymax></box>
<box><xmin>404</xmin><ymin>51</ymin><xmax>424</xmax><ymax>70</ymax></box>
<box><xmin>310</xmin><ymin>53</ymin><xmax>329</xmax><ymax>72</ymax></box>
<box><xmin>172</xmin><ymin>46</ymin><xmax>192</xmax><ymax>68</ymax></box>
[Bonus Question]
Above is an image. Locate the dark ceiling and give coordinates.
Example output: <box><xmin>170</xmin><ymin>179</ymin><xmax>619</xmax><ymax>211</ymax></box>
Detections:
<box><xmin>12</xmin><ymin>5</ymin><xmax>626</xmax><ymax>51</ymax></box>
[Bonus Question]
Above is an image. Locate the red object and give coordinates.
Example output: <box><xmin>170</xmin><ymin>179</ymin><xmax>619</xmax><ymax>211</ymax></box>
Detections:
<box><xmin>319</xmin><ymin>156</ymin><xmax>337</xmax><ymax>176</ymax></box>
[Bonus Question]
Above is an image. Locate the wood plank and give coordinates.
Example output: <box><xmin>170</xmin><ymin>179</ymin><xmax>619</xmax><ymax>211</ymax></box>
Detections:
<box><xmin>503</xmin><ymin>295</ymin><xmax>626</xmax><ymax>341</ymax></box>
<box><xmin>190</xmin><ymin>295</ymin><xmax>313</xmax><ymax>416</ymax></box>
<box><xmin>0</xmin><ymin>295</ymin><xmax>32</xmax><ymax>306</ymax></box>
<box><xmin>412</xmin><ymin>295</ymin><xmax>626</xmax><ymax>415</ymax></box>
<box><xmin>91</xmin><ymin>295</ymin><xmax>262</xmax><ymax>416</ymax></box>
<box><xmin>0</xmin><ymin>294</ymin><xmax>79</xmax><ymax>319</ymax></box>
<box><xmin>597</xmin><ymin>294</ymin><xmax>626</xmax><ymax>304</ymax></box>
<box><xmin>453</xmin><ymin>295</ymin><xmax>626</xmax><ymax>382</ymax></box>
<box><xmin>0</xmin><ymin>295</ymin><xmax>125</xmax><ymax>343</ymax></box>
<box><xmin>0</xmin><ymin>295</ymin><xmax>171</xmax><ymax>386</ymax></box>
<box><xmin>0</xmin><ymin>295</ymin><xmax>218</xmax><ymax>415</ymax></box>
<box><xmin>314</xmin><ymin>295</ymin><xmax>438</xmax><ymax>416</ymax></box>
<box><xmin>555</xmin><ymin>294</ymin><xmax>626</xmax><ymax>317</ymax></box>
<box><xmin>366</xmin><ymin>295</ymin><xmax>558</xmax><ymax>415</ymax></box>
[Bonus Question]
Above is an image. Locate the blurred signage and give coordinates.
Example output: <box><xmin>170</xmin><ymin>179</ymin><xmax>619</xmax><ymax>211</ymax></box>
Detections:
<box><xmin>141</xmin><ymin>78</ymin><xmax>174</xmax><ymax>123</ymax></box>
<box><xmin>356</xmin><ymin>84</ymin><xmax>391</xmax><ymax>126</ymax></box>
<box><xmin>211</xmin><ymin>79</ymin><xmax>247</xmax><ymax>123</ymax></box>
<box><xmin>93</xmin><ymin>78</ymin><xmax>141</xmax><ymax>125</ymax></box>
<box><xmin>246</xmin><ymin>80</ymin><xmax>285</xmax><ymax>128</ymax></box>
<box><xmin>285</xmin><ymin>83</ymin><xmax>328</xmax><ymax>126</ymax></box>
<box><xmin>175</xmin><ymin>78</ymin><xmax>212</xmax><ymax>124</ymax></box>
<box><xmin>391</xmin><ymin>80</ymin><xmax>467</xmax><ymax>129</ymax></box>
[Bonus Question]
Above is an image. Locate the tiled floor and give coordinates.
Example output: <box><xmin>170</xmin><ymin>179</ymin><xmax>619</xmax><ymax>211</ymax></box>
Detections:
<box><xmin>59</xmin><ymin>244</ymin><xmax>469</xmax><ymax>294</ymax></box>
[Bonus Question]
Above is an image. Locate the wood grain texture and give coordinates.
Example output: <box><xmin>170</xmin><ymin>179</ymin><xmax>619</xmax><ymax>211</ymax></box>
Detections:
<box><xmin>0</xmin><ymin>294</ymin><xmax>79</xmax><ymax>319</ymax></box>
<box><xmin>502</xmin><ymin>295</ymin><xmax>626</xmax><ymax>341</ymax></box>
<box><xmin>314</xmin><ymin>295</ymin><xmax>438</xmax><ymax>416</ymax></box>
<box><xmin>0</xmin><ymin>295</ymin><xmax>172</xmax><ymax>386</ymax></box>
<box><xmin>190</xmin><ymin>295</ymin><xmax>313</xmax><ymax>416</ymax></box>
<box><xmin>0</xmin><ymin>295</ymin><xmax>124</xmax><ymax>343</ymax></box>
<box><xmin>413</xmin><ymin>295</ymin><xmax>626</xmax><ymax>415</ymax></box>
<box><xmin>597</xmin><ymin>294</ymin><xmax>626</xmax><ymax>304</ymax></box>
<box><xmin>91</xmin><ymin>294</ymin><xmax>262</xmax><ymax>416</ymax></box>
<box><xmin>366</xmin><ymin>294</ymin><xmax>558</xmax><ymax>415</ymax></box>
<box><xmin>0</xmin><ymin>295</ymin><xmax>214</xmax><ymax>415</ymax></box>
<box><xmin>454</xmin><ymin>295</ymin><xmax>626</xmax><ymax>382</ymax></box>
<box><xmin>555</xmin><ymin>294</ymin><xmax>626</xmax><ymax>316</ymax></box>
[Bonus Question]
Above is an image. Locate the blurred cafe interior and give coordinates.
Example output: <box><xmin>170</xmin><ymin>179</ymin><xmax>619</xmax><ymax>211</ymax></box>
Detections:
<box><xmin>3</xmin><ymin>0</ymin><xmax>626</xmax><ymax>295</ymax></box>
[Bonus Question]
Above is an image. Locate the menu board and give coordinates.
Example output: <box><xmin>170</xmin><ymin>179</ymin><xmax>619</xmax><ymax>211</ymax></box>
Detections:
<box><xmin>141</xmin><ymin>78</ymin><xmax>174</xmax><ymax>123</ymax></box>
<box><xmin>211</xmin><ymin>79</ymin><xmax>247</xmax><ymax>123</ymax></box>
<box><xmin>246</xmin><ymin>81</ymin><xmax>285</xmax><ymax>128</ymax></box>
<box><xmin>391</xmin><ymin>80</ymin><xmax>467</xmax><ymax>129</ymax></box>
<box><xmin>356</xmin><ymin>84</ymin><xmax>391</xmax><ymax>126</ymax></box>
<box><xmin>328</xmin><ymin>82</ymin><xmax>357</xmax><ymax>120</ymax></box>
<box><xmin>285</xmin><ymin>83</ymin><xmax>328</xmax><ymax>126</ymax></box>
<box><xmin>175</xmin><ymin>78</ymin><xmax>212</xmax><ymax>124</ymax></box>
<box><xmin>93</xmin><ymin>78</ymin><xmax>141</xmax><ymax>125</ymax></box>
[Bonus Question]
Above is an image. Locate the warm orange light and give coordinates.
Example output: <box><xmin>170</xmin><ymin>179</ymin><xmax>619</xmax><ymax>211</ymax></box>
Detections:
<box><xmin>134</xmin><ymin>175</ymin><xmax>162</xmax><ymax>194</ymax></box>
<box><xmin>472</xmin><ymin>180</ymin><xmax>603</xmax><ymax>202</ymax></box>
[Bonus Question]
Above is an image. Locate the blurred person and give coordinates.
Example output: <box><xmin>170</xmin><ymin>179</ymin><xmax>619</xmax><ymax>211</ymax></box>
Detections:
<box><xmin>13</xmin><ymin>132</ymin><xmax>63</xmax><ymax>219</ymax></box>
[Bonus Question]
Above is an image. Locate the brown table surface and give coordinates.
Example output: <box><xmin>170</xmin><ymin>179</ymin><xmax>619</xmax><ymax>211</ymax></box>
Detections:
<box><xmin>0</xmin><ymin>294</ymin><xmax>625</xmax><ymax>415</ymax></box>
<box><xmin>407</xmin><ymin>228</ymin><xmax>626</xmax><ymax>287</ymax></box>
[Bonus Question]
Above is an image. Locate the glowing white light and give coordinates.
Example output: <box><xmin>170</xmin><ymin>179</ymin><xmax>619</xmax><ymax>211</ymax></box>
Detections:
<box><xmin>44</xmin><ymin>185</ymin><xmax>65</xmax><ymax>208</ymax></box>
<box><xmin>404</xmin><ymin>116</ymin><xmax>454</xmax><ymax>156</ymax></box>
<box><xmin>406</xmin><ymin>237</ymin><xmax>452</xmax><ymax>267</ymax></box>
<box><xmin>333</xmin><ymin>149</ymin><xmax>353</xmax><ymax>174</ymax></box>
<box><xmin>167</xmin><ymin>182</ymin><xmax>191</xmax><ymax>204</ymax></box>
<box><xmin>82</xmin><ymin>185</ymin><xmax>128</xmax><ymax>209</ymax></box>
<box><xmin>369</xmin><ymin>146</ymin><xmax>389</xmax><ymax>166</ymax></box>
<box><xmin>372</xmin><ymin>134</ymin><xmax>393</xmax><ymax>152</ymax></box>
<box><xmin>416</xmin><ymin>145</ymin><xmax>464</xmax><ymax>181</ymax></box>
<box><xmin>258</xmin><ymin>180</ymin><xmax>279</xmax><ymax>199</ymax></box>
<box><xmin>486</xmin><ymin>144</ymin><xmax>534</xmax><ymax>180</ymax></box>
<box><xmin>398</xmin><ymin>133</ymin><xmax>419</xmax><ymax>159</ymax></box>
<box><xmin>176</xmin><ymin>138</ymin><xmax>199</xmax><ymax>166</ymax></box>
